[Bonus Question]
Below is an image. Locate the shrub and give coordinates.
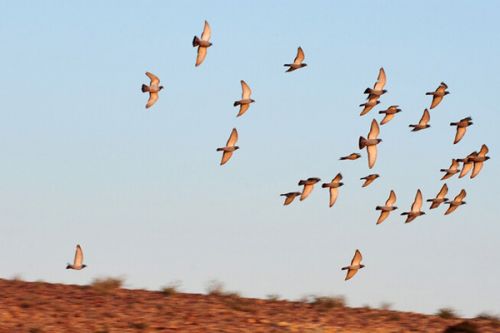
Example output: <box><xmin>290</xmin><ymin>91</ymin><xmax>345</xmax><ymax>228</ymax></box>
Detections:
<box><xmin>160</xmin><ymin>281</ymin><xmax>181</xmax><ymax>296</ymax></box>
<box><xmin>310</xmin><ymin>295</ymin><xmax>346</xmax><ymax>311</ymax></box>
<box><xmin>380</xmin><ymin>302</ymin><xmax>392</xmax><ymax>310</ymax></box>
<box><xmin>266</xmin><ymin>294</ymin><xmax>281</xmax><ymax>301</ymax></box>
<box><xmin>206</xmin><ymin>280</ymin><xmax>226</xmax><ymax>296</ymax></box>
<box><xmin>90</xmin><ymin>277</ymin><xmax>123</xmax><ymax>294</ymax></box>
<box><xmin>475</xmin><ymin>312</ymin><xmax>500</xmax><ymax>322</ymax></box>
<box><xmin>436</xmin><ymin>307</ymin><xmax>458</xmax><ymax>319</ymax></box>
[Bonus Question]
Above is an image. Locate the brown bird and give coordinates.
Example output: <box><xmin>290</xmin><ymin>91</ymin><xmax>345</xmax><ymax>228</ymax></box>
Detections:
<box><xmin>280</xmin><ymin>192</ymin><xmax>301</xmax><ymax>206</ymax></box>
<box><xmin>426</xmin><ymin>82</ymin><xmax>449</xmax><ymax>109</ymax></box>
<box><xmin>401</xmin><ymin>189</ymin><xmax>425</xmax><ymax>223</ymax></box>
<box><xmin>359</xmin><ymin>119</ymin><xmax>382</xmax><ymax>169</ymax></box>
<box><xmin>360</xmin><ymin>174</ymin><xmax>379</xmax><ymax>187</ymax></box>
<box><xmin>298</xmin><ymin>177</ymin><xmax>321</xmax><ymax>201</ymax></box>
<box><xmin>450</xmin><ymin>117</ymin><xmax>473</xmax><ymax>144</ymax></box>
<box><xmin>216</xmin><ymin>128</ymin><xmax>239</xmax><ymax>165</ymax></box>
<box><xmin>284</xmin><ymin>47</ymin><xmax>307</xmax><ymax>72</ymax></box>
<box><xmin>359</xmin><ymin>98</ymin><xmax>380</xmax><ymax>116</ymax></box>
<box><xmin>340</xmin><ymin>153</ymin><xmax>361</xmax><ymax>161</ymax></box>
<box><xmin>360</xmin><ymin>68</ymin><xmax>386</xmax><ymax>116</ymax></box>
<box><xmin>233</xmin><ymin>80</ymin><xmax>255</xmax><ymax>117</ymax></box>
<box><xmin>193</xmin><ymin>20</ymin><xmax>212</xmax><ymax>67</ymax></box>
<box><xmin>440</xmin><ymin>159</ymin><xmax>461</xmax><ymax>180</ymax></box>
<box><xmin>409</xmin><ymin>109</ymin><xmax>431</xmax><ymax>131</ymax></box>
<box><xmin>341</xmin><ymin>249</ymin><xmax>364</xmax><ymax>281</ymax></box>
<box><xmin>444</xmin><ymin>189</ymin><xmax>466</xmax><ymax>215</ymax></box>
<box><xmin>469</xmin><ymin>144</ymin><xmax>490</xmax><ymax>179</ymax></box>
<box><xmin>376</xmin><ymin>190</ymin><xmax>398</xmax><ymax>225</ymax></box>
<box><xmin>458</xmin><ymin>152</ymin><xmax>478</xmax><ymax>178</ymax></box>
<box><xmin>321</xmin><ymin>173</ymin><xmax>344</xmax><ymax>208</ymax></box>
<box><xmin>141</xmin><ymin>72</ymin><xmax>164</xmax><ymax>109</ymax></box>
<box><xmin>427</xmin><ymin>184</ymin><xmax>449</xmax><ymax>209</ymax></box>
<box><xmin>379</xmin><ymin>105</ymin><xmax>402</xmax><ymax>125</ymax></box>
<box><xmin>66</xmin><ymin>244</ymin><xmax>87</xmax><ymax>270</ymax></box>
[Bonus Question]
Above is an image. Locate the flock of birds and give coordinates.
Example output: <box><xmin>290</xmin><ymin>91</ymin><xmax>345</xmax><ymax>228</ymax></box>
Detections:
<box><xmin>65</xmin><ymin>20</ymin><xmax>490</xmax><ymax>283</ymax></box>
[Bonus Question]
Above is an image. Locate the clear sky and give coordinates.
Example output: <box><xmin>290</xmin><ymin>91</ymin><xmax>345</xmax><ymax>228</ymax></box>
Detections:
<box><xmin>0</xmin><ymin>1</ymin><xmax>499</xmax><ymax>317</ymax></box>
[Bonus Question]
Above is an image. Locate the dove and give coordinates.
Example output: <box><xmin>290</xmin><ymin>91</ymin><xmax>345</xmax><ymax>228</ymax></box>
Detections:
<box><xmin>141</xmin><ymin>72</ymin><xmax>164</xmax><ymax>109</ymax></box>
<box><xmin>427</xmin><ymin>184</ymin><xmax>449</xmax><ymax>209</ymax></box>
<box><xmin>401</xmin><ymin>189</ymin><xmax>425</xmax><ymax>223</ymax></box>
<box><xmin>363</xmin><ymin>67</ymin><xmax>387</xmax><ymax>100</ymax></box>
<box><xmin>469</xmin><ymin>144</ymin><xmax>490</xmax><ymax>178</ymax></box>
<box><xmin>298</xmin><ymin>177</ymin><xmax>321</xmax><ymax>201</ymax></box>
<box><xmin>450</xmin><ymin>117</ymin><xmax>473</xmax><ymax>144</ymax></box>
<box><xmin>359</xmin><ymin>119</ymin><xmax>382</xmax><ymax>169</ymax></box>
<box><xmin>458</xmin><ymin>152</ymin><xmax>478</xmax><ymax>178</ymax></box>
<box><xmin>321</xmin><ymin>173</ymin><xmax>344</xmax><ymax>208</ymax></box>
<box><xmin>426</xmin><ymin>82</ymin><xmax>449</xmax><ymax>109</ymax></box>
<box><xmin>359</xmin><ymin>98</ymin><xmax>380</xmax><ymax>116</ymax></box>
<box><xmin>440</xmin><ymin>159</ymin><xmax>460</xmax><ymax>180</ymax></box>
<box><xmin>233</xmin><ymin>80</ymin><xmax>255</xmax><ymax>117</ymax></box>
<box><xmin>379</xmin><ymin>105</ymin><xmax>402</xmax><ymax>125</ymax></box>
<box><xmin>193</xmin><ymin>20</ymin><xmax>212</xmax><ymax>67</ymax></box>
<box><xmin>284</xmin><ymin>47</ymin><xmax>307</xmax><ymax>72</ymax></box>
<box><xmin>340</xmin><ymin>153</ymin><xmax>361</xmax><ymax>161</ymax></box>
<box><xmin>444</xmin><ymin>189</ymin><xmax>466</xmax><ymax>215</ymax></box>
<box><xmin>360</xmin><ymin>174</ymin><xmax>379</xmax><ymax>187</ymax></box>
<box><xmin>375</xmin><ymin>190</ymin><xmax>398</xmax><ymax>225</ymax></box>
<box><xmin>280</xmin><ymin>192</ymin><xmax>301</xmax><ymax>206</ymax></box>
<box><xmin>409</xmin><ymin>109</ymin><xmax>431</xmax><ymax>131</ymax></box>
<box><xmin>216</xmin><ymin>128</ymin><xmax>239</xmax><ymax>165</ymax></box>
<box><xmin>66</xmin><ymin>244</ymin><xmax>87</xmax><ymax>270</ymax></box>
<box><xmin>341</xmin><ymin>249</ymin><xmax>364</xmax><ymax>281</ymax></box>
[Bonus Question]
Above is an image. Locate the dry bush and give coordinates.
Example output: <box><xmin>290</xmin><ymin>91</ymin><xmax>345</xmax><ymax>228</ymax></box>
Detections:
<box><xmin>90</xmin><ymin>277</ymin><xmax>124</xmax><ymax>294</ymax></box>
<box><xmin>266</xmin><ymin>294</ymin><xmax>281</xmax><ymax>301</ymax></box>
<box><xmin>436</xmin><ymin>307</ymin><xmax>458</xmax><ymax>319</ymax></box>
<box><xmin>310</xmin><ymin>295</ymin><xmax>346</xmax><ymax>311</ymax></box>
<box><xmin>380</xmin><ymin>302</ymin><xmax>392</xmax><ymax>310</ymax></box>
<box><xmin>160</xmin><ymin>281</ymin><xmax>181</xmax><ymax>297</ymax></box>
<box><xmin>475</xmin><ymin>312</ymin><xmax>500</xmax><ymax>322</ymax></box>
<box><xmin>206</xmin><ymin>280</ymin><xmax>226</xmax><ymax>296</ymax></box>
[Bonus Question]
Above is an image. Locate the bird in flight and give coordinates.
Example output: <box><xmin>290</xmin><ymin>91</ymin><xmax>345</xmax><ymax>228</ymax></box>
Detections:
<box><xmin>409</xmin><ymin>109</ymin><xmax>431</xmax><ymax>131</ymax></box>
<box><xmin>342</xmin><ymin>249</ymin><xmax>364</xmax><ymax>281</ymax></box>
<box><xmin>66</xmin><ymin>244</ymin><xmax>86</xmax><ymax>270</ymax></box>
<box><xmin>379</xmin><ymin>105</ymin><xmax>402</xmax><ymax>125</ymax></box>
<box><xmin>284</xmin><ymin>47</ymin><xmax>307</xmax><ymax>72</ymax></box>
<box><xmin>376</xmin><ymin>190</ymin><xmax>398</xmax><ymax>225</ymax></box>
<box><xmin>298</xmin><ymin>177</ymin><xmax>321</xmax><ymax>201</ymax></box>
<box><xmin>426</xmin><ymin>82</ymin><xmax>449</xmax><ymax>109</ymax></box>
<box><xmin>280</xmin><ymin>192</ymin><xmax>302</xmax><ymax>206</ymax></box>
<box><xmin>440</xmin><ymin>159</ymin><xmax>460</xmax><ymax>180</ymax></box>
<box><xmin>193</xmin><ymin>20</ymin><xmax>212</xmax><ymax>67</ymax></box>
<box><xmin>360</xmin><ymin>67</ymin><xmax>386</xmax><ymax>116</ymax></box>
<box><xmin>450</xmin><ymin>117</ymin><xmax>473</xmax><ymax>144</ymax></box>
<box><xmin>360</xmin><ymin>174</ymin><xmax>379</xmax><ymax>188</ymax></box>
<box><xmin>359</xmin><ymin>119</ymin><xmax>382</xmax><ymax>169</ymax></box>
<box><xmin>458</xmin><ymin>152</ymin><xmax>478</xmax><ymax>179</ymax></box>
<box><xmin>141</xmin><ymin>72</ymin><xmax>164</xmax><ymax>109</ymax></box>
<box><xmin>216</xmin><ymin>128</ymin><xmax>239</xmax><ymax>165</ymax></box>
<box><xmin>340</xmin><ymin>153</ymin><xmax>361</xmax><ymax>161</ymax></box>
<box><xmin>445</xmin><ymin>189</ymin><xmax>467</xmax><ymax>215</ymax></box>
<box><xmin>233</xmin><ymin>80</ymin><xmax>255</xmax><ymax>117</ymax></box>
<box><xmin>321</xmin><ymin>173</ymin><xmax>344</xmax><ymax>208</ymax></box>
<box><xmin>469</xmin><ymin>144</ymin><xmax>490</xmax><ymax>179</ymax></box>
<box><xmin>427</xmin><ymin>184</ymin><xmax>449</xmax><ymax>209</ymax></box>
<box><xmin>401</xmin><ymin>189</ymin><xmax>425</xmax><ymax>223</ymax></box>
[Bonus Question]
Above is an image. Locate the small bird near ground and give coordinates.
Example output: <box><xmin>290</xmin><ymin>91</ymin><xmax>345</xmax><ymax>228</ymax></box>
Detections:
<box><xmin>284</xmin><ymin>47</ymin><xmax>307</xmax><ymax>72</ymax></box>
<box><xmin>426</xmin><ymin>82</ymin><xmax>449</xmax><ymax>109</ymax></box>
<box><xmin>401</xmin><ymin>189</ymin><xmax>425</xmax><ymax>223</ymax></box>
<box><xmin>216</xmin><ymin>128</ymin><xmax>239</xmax><ymax>166</ymax></box>
<box><xmin>360</xmin><ymin>67</ymin><xmax>386</xmax><ymax>116</ymax></box>
<box><xmin>342</xmin><ymin>249</ymin><xmax>364</xmax><ymax>281</ymax></box>
<box><xmin>427</xmin><ymin>184</ymin><xmax>449</xmax><ymax>209</ymax></box>
<box><xmin>359</xmin><ymin>119</ymin><xmax>382</xmax><ymax>169</ymax></box>
<box><xmin>379</xmin><ymin>105</ymin><xmax>402</xmax><ymax>125</ymax></box>
<box><xmin>193</xmin><ymin>20</ymin><xmax>212</xmax><ymax>67</ymax></box>
<box><xmin>340</xmin><ymin>153</ymin><xmax>361</xmax><ymax>161</ymax></box>
<box><xmin>445</xmin><ymin>189</ymin><xmax>466</xmax><ymax>215</ymax></box>
<box><xmin>280</xmin><ymin>192</ymin><xmax>301</xmax><ymax>206</ymax></box>
<box><xmin>440</xmin><ymin>159</ymin><xmax>460</xmax><ymax>180</ymax></box>
<box><xmin>233</xmin><ymin>80</ymin><xmax>255</xmax><ymax>117</ymax></box>
<box><xmin>360</xmin><ymin>174</ymin><xmax>379</xmax><ymax>187</ymax></box>
<box><xmin>141</xmin><ymin>72</ymin><xmax>164</xmax><ymax>109</ymax></box>
<box><xmin>450</xmin><ymin>117</ymin><xmax>473</xmax><ymax>144</ymax></box>
<box><xmin>321</xmin><ymin>173</ymin><xmax>344</xmax><ymax>208</ymax></box>
<box><xmin>66</xmin><ymin>244</ymin><xmax>86</xmax><ymax>270</ymax></box>
<box><xmin>376</xmin><ymin>190</ymin><xmax>398</xmax><ymax>225</ymax></box>
<box><xmin>298</xmin><ymin>177</ymin><xmax>321</xmax><ymax>201</ymax></box>
<box><xmin>409</xmin><ymin>109</ymin><xmax>431</xmax><ymax>131</ymax></box>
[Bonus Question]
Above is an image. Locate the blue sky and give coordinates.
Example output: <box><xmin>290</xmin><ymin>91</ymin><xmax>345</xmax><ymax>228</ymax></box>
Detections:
<box><xmin>0</xmin><ymin>1</ymin><xmax>499</xmax><ymax>317</ymax></box>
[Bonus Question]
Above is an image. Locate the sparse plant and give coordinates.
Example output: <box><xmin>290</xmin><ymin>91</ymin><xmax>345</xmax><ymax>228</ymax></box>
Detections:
<box><xmin>310</xmin><ymin>295</ymin><xmax>346</xmax><ymax>311</ymax></box>
<box><xmin>380</xmin><ymin>302</ymin><xmax>392</xmax><ymax>310</ymax></box>
<box><xmin>475</xmin><ymin>312</ymin><xmax>500</xmax><ymax>322</ymax></box>
<box><xmin>436</xmin><ymin>307</ymin><xmax>458</xmax><ymax>319</ymax></box>
<box><xmin>90</xmin><ymin>277</ymin><xmax>124</xmax><ymax>294</ymax></box>
<box><xmin>266</xmin><ymin>294</ymin><xmax>281</xmax><ymax>301</ymax></box>
<box><xmin>160</xmin><ymin>280</ymin><xmax>181</xmax><ymax>296</ymax></box>
<box><xmin>206</xmin><ymin>279</ymin><xmax>226</xmax><ymax>296</ymax></box>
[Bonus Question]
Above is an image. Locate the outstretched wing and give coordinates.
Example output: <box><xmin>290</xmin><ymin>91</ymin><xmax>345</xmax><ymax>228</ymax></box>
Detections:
<box><xmin>437</xmin><ymin>183</ymin><xmax>448</xmax><ymax>199</ymax></box>
<box><xmin>294</xmin><ymin>47</ymin><xmax>305</xmax><ymax>64</ymax></box>
<box><xmin>377</xmin><ymin>211</ymin><xmax>390</xmax><ymax>225</ymax></box>
<box><xmin>351</xmin><ymin>249</ymin><xmax>362</xmax><ymax>266</ymax></box>
<box><xmin>455</xmin><ymin>189</ymin><xmax>466</xmax><ymax>202</ymax></box>
<box><xmin>373</xmin><ymin>67</ymin><xmax>386</xmax><ymax>91</ymax></box>
<box><xmin>300</xmin><ymin>184</ymin><xmax>314</xmax><ymax>201</ymax></box>
<box><xmin>478</xmin><ymin>144</ymin><xmax>489</xmax><ymax>157</ymax></box>
<box><xmin>226</xmin><ymin>128</ymin><xmax>238</xmax><ymax>147</ymax></box>
<box><xmin>329</xmin><ymin>188</ymin><xmax>338</xmax><ymax>207</ymax></box>
<box><xmin>419</xmin><ymin>109</ymin><xmax>430</xmax><ymax>126</ymax></box>
<box><xmin>367</xmin><ymin>145</ymin><xmax>377</xmax><ymax>169</ymax></box>
<box><xmin>236</xmin><ymin>104</ymin><xmax>250</xmax><ymax>117</ymax></box>
<box><xmin>220</xmin><ymin>151</ymin><xmax>233</xmax><ymax>165</ymax></box>
<box><xmin>145</xmin><ymin>72</ymin><xmax>160</xmax><ymax>86</ymax></box>
<box><xmin>368</xmin><ymin>119</ymin><xmax>380</xmax><ymax>139</ymax></box>
<box><xmin>201</xmin><ymin>20</ymin><xmax>211</xmax><ymax>41</ymax></box>
<box><xmin>146</xmin><ymin>92</ymin><xmax>159</xmax><ymax>109</ymax></box>
<box><xmin>411</xmin><ymin>189</ymin><xmax>423</xmax><ymax>212</ymax></box>
<box><xmin>74</xmin><ymin>245</ymin><xmax>83</xmax><ymax>267</ymax></box>
<box><xmin>241</xmin><ymin>80</ymin><xmax>252</xmax><ymax>99</ymax></box>
<box><xmin>195</xmin><ymin>46</ymin><xmax>208</xmax><ymax>67</ymax></box>
<box><xmin>471</xmin><ymin>161</ymin><xmax>484</xmax><ymax>179</ymax></box>
<box><xmin>345</xmin><ymin>268</ymin><xmax>358</xmax><ymax>281</ymax></box>
<box><xmin>454</xmin><ymin>126</ymin><xmax>466</xmax><ymax>144</ymax></box>
<box><xmin>386</xmin><ymin>190</ymin><xmax>396</xmax><ymax>206</ymax></box>
<box><xmin>430</xmin><ymin>95</ymin><xmax>443</xmax><ymax>109</ymax></box>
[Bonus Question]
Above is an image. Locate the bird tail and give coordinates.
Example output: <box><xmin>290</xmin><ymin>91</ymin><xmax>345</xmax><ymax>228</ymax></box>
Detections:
<box><xmin>321</xmin><ymin>183</ymin><xmax>329</xmax><ymax>188</ymax></box>
<box><xmin>283</xmin><ymin>64</ymin><xmax>292</xmax><ymax>67</ymax></box>
<box><xmin>425</xmin><ymin>92</ymin><xmax>433</xmax><ymax>95</ymax></box>
<box><xmin>401</xmin><ymin>212</ymin><xmax>409</xmax><ymax>215</ymax></box>
<box><xmin>341</xmin><ymin>266</ymin><xmax>349</xmax><ymax>271</ymax></box>
<box><xmin>364</xmin><ymin>88</ymin><xmax>373</xmax><ymax>94</ymax></box>
<box><xmin>375</xmin><ymin>206</ymin><xmax>382</xmax><ymax>210</ymax></box>
<box><xmin>426</xmin><ymin>199</ymin><xmax>434</xmax><ymax>202</ymax></box>
<box><xmin>216</xmin><ymin>148</ymin><xmax>224</xmax><ymax>152</ymax></box>
<box><xmin>233</xmin><ymin>101</ymin><xmax>240</xmax><ymax>107</ymax></box>
<box><xmin>298</xmin><ymin>180</ymin><xmax>306</xmax><ymax>186</ymax></box>
<box><xmin>141</xmin><ymin>84</ymin><xmax>149</xmax><ymax>93</ymax></box>
<box><xmin>192</xmin><ymin>36</ymin><xmax>200</xmax><ymax>47</ymax></box>
<box><xmin>450</xmin><ymin>122</ymin><xmax>458</xmax><ymax>126</ymax></box>
<box><xmin>359</xmin><ymin>136</ymin><xmax>367</xmax><ymax>149</ymax></box>
<box><xmin>378</xmin><ymin>110</ymin><xmax>386</xmax><ymax>114</ymax></box>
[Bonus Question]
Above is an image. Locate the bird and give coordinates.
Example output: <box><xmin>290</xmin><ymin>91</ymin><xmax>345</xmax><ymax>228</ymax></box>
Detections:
<box><xmin>359</xmin><ymin>119</ymin><xmax>382</xmax><ymax>169</ymax></box>
<box><xmin>376</xmin><ymin>190</ymin><xmax>398</xmax><ymax>225</ymax></box>
<box><xmin>444</xmin><ymin>189</ymin><xmax>466</xmax><ymax>215</ymax></box>
<box><xmin>409</xmin><ymin>109</ymin><xmax>431</xmax><ymax>131</ymax></box>
<box><xmin>426</xmin><ymin>82</ymin><xmax>449</xmax><ymax>109</ymax></box>
<box><xmin>360</xmin><ymin>174</ymin><xmax>380</xmax><ymax>188</ymax></box>
<box><xmin>458</xmin><ymin>152</ymin><xmax>478</xmax><ymax>178</ymax></box>
<box><xmin>450</xmin><ymin>117</ymin><xmax>473</xmax><ymax>144</ymax></box>
<box><xmin>141</xmin><ymin>72</ymin><xmax>164</xmax><ymax>109</ymax></box>
<box><xmin>359</xmin><ymin>98</ymin><xmax>380</xmax><ymax>116</ymax></box>
<box><xmin>193</xmin><ymin>20</ymin><xmax>212</xmax><ymax>67</ymax></box>
<box><xmin>363</xmin><ymin>67</ymin><xmax>387</xmax><ymax>101</ymax></box>
<box><xmin>440</xmin><ymin>159</ymin><xmax>461</xmax><ymax>180</ymax></box>
<box><xmin>469</xmin><ymin>144</ymin><xmax>490</xmax><ymax>179</ymax></box>
<box><xmin>280</xmin><ymin>192</ymin><xmax>301</xmax><ymax>206</ymax></box>
<box><xmin>298</xmin><ymin>177</ymin><xmax>321</xmax><ymax>201</ymax></box>
<box><xmin>66</xmin><ymin>244</ymin><xmax>86</xmax><ymax>270</ymax></box>
<box><xmin>401</xmin><ymin>189</ymin><xmax>425</xmax><ymax>223</ymax></box>
<box><xmin>340</xmin><ymin>153</ymin><xmax>361</xmax><ymax>161</ymax></box>
<box><xmin>284</xmin><ymin>47</ymin><xmax>307</xmax><ymax>72</ymax></box>
<box><xmin>379</xmin><ymin>105</ymin><xmax>402</xmax><ymax>125</ymax></box>
<box><xmin>321</xmin><ymin>173</ymin><xmax>344</xmax><ymax>207</ymax></box>
<box><xmin>341</xmin><ymin>249</ymin><xmax>364</xmax><ymax>281</ymax></box>
<box><xmin>216</xmin><ymin>128</ymin><xmax>239</xmax><ymax>165</ymax></box>
<box><xmin>427</xmin><ymin>184</ymin><xmax>449</xmax><ymax>209</ymax></box>
<box><xmin>233</xmin><ymin>80</ymin><xmax>255</xmax><ymax>117</ymax></box>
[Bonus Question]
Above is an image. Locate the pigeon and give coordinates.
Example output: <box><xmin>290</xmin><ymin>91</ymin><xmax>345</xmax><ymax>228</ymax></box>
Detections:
<box><xmin>233</xmin><ymin>80</ymin><xmax>255</xmax><ymax>117</ymax></box>
<box><xmin>193</xmin><ymin>20</ymin><xmax>212</xmax><ymax>67</ymax></box>
<box><xmin>298</xmin><ymin>177</ymin><xmax>321</xmax><ymax>201</ymax></box>
<box><xmin>450</xmin><ymin>117</ymin><xmax>473</xmax><ymax>144</ymax></box>
<box><xmin>379</xmin><ymin>105</ymin><xmax>402</xmax><ymax>125</ymax></box>
<box><xmin>409</xmin><ymin>109</ymin><xmax>431</xmax><ymax>131</ymax></box>
<box><xmin>470</xmin><ymin>144</ymin><xmax>490</xmax><ymax>178</ymax></box>
<box><xmin>376</xmin><ymin>190</ymin><xmax>398</xmax><ymax>225</ymax></box>
<box><xmin>141</xmin><ymin>72</ymin><xmax>164</xmax><ymax>109</ymax></box>
<box><xmin>458</xmin><ymin>152</ymin><xmax>478</xmax><ymax>178</ymax></box>
<box><xmin>445</xmin><ymin>189</ymin><xmax>466</xmax><ymax>215</ymax></box>
<box><xmin>363</xmin><ymin>67</ymin><xmax>387</xmax><ymax>100</ymax></box>
<box><xmin>359</xmin><ymin>119</ymin><xmax>382</xmax><ymax>169</ymax></box>
<box><xmin>280</xmin><ymin>192</ymin><xmax>301</xmax><ymax>206</ymax></box>
<box><xmin>440</xmin><ymin>159</ymin><xmax>460</xmax><ymax>180</ymax></box>
<box><xmin>401</xmin><ymin>189</ymin><xmax>425</xmax><ymax>223</ymax></box>
<box><xmin>216</xmin><ymin>128</ymin><xmax>239</xmax><ymax>165</ymax></box>
<box><xmin>360</xmin><ymin>174</ymin><xmax>380</xmax><ymax>188</ymax></box>
<box><xmin>341</xmin><ymin>249</ymin><xmax>364</xmax><ymax>281</ymax></box>
<box><xmin>284</xmin><ymin>47</ymin><xmax>307</xmax><ymax>72</ymax></box>
<box><xmin>321</xmin><ymin>173</ymin><xmax>344</xmax><ymax>207</ymax></box>
<box><xmin>427</xmin><ymin>184</ymin><xmax>449</xmax><ymax>209</ymax></box>
<box><xmin>340</xmin><ymin>153</ymin><xmax>361</xmax><ymax>161</ymax></box>
<box><xmin>359</xmin><ymin>98</ymin><xmax>380</xmax><ymax>116</ymax></box>
<box><xmin>426</xmin><ymin>82</ymin><xmax>449</xmax><ymax>109</ymax></box>
<box><xmin>66</xmin><ymin>244</ymin><xmax>86</xmax><ymax>270</ymax></box>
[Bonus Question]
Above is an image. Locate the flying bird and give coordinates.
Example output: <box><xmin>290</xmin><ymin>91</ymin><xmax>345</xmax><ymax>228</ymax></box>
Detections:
<box><xmin>359</xmin><ymin>98</ymin><xmax>380</xmax><ymax>116</ymax></box>
<box><xmin>445</xmin><ymin>189</ymin><xmax>466</xmax><ymax>215</ymax></box>
<box><xmin>379</xmin><ymin>105</ymin><xmax>402</xmax><ymax>125</ymax></box>
<box><xmin>298</xmin><ymin>177</ymin><xmax>321</xmax><ymax>201</ymax></box>
<box><xmin>427</xmin><ymin>184</ymin><xmax>449</xmax><ymax>209</ymax></box>
<box><xmin>233</xmin><ymin>80</ymin><xmax>255</xmax><ymax>117</ymax></box>
<box><xmin>458</xmin><ymin>152</ymin><xmax>478</xmax><ymax>178</ymax></box>
<box><xmin>280</xmin><ymin>192</ymin><xmax>301</xmax><ymax>206</ymax></box>
<box><xmin>401</xmin><ymin>189</ymin><xmax>425</xmax><ymax>223</ymax></box>
<box><xmin>193</xmin><ymin>20</ymin><xmax>212</xmax><ymax>67</ymax></box>
<box><xmin>360</xmin><ymin>174</ymin><xmax>380</xmax><ymax>187</ymax></box>
<box><xmin>360</xmin><ymin>68</ymin><xmax>386</xmax><ymax>116</ymax></box>
<box><xmin>340</xmin><ymin>153</ymin><xmax>361</xmax><ymax>161</ymax></box>
<box><xmin>341</xmin><ymin>249</ymin><xmax>364</xmax><ymax>281</ymax></box>
<box><xmin>66</xmin><ymin>244</ymin><xmax>86</xmax><ymax>270</ymax></box>
<box><xmin>216</xmin><ymin>128</ymin><xmax>239</xmax><ymax>165</ymax></box>
<box><xmin>470</xmin><ymin>144</ymin><xmax>490</xmax><ymax>179</ymax></box>
<box><xmin>409</xmin><ymin>109</ymin><xmax>431</xmax><ymax>131</ymax></box>
<box><xmin>321</xmin><ymin>173</ymin><xmax>344</xmax><ymax>208</ymax></box>
<box><xmin>450</xmin><ymin>117</ymin><xmax>473</xmax><ymax>144</ymax></box>
<box><xmin>440</xmin><ymin>159</ymin><xmax>461</xmax><ymax>180</ymax></box>
<box><xmin>141</xmin><ymin>72</ymin><xmax>164</xmax><ymax>109</ymax></box>
<box><xmin>284</xmin><ymin>47</ymin><xmax>307</xmax><ymax>72</ymax></box>
<box><xmin>359</xmin><ymin>119</ymin><xmax>382</xmax><ymax>169</ymax></box>
<box><xmin>426</xmin><ymin>82</ymin><xmax>449</xmax><ymax>109</ymax></box>
<box><xmin>376</xmin><ymin>190</ymin><xmax>398</xmax><ymax>225</ymax></box>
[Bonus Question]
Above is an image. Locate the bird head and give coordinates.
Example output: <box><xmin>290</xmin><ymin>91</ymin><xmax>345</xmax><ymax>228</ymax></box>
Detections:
<box><xmin>251</xmin><ymin>99</ymin><xmax>256</xmax><ymax>103</ymax></box>
<box><xmin>392</xmin><ymin>206</ymin><xmax>398</xmax><ymax>210</ymax></box>
<box><xmin>234</xmin><ymin>146</ymin><xmax>240</xmax><ymax>150</ymax></box>
<box><xmin>426</xmin><ymin>125</ymin><xmax>431</xmax><ymax>128</ymax></box>
<box><xmin>396</xmin><ymin>109</ymin><xmax>402</xmax><ymax>113</ymax></box>
<box><xmin>445</xmin><ymin>91</ymin><xmax>450</xmax><ymax>95</ymax></box>
<box><xmin>302</xmin><ymin>63</ymin><xmax>308</xmax><ymax>67</ymax></box>
<box><xmin>360</xmin><ymin>264</ymin><xmax>366</xmax><ymax>269</ymax></box>
<box><xmin>377</xmin><ymin>139</ymin><xmax>383</xmax><ymax>143</ymax></box>
<box><xmin>421</xmin><ymin>212</ymin><xmax>426</xmax><ymax>215</ymax></box>
<box><xmin>65</xmin><ymin>264</ymin><xmax>71</xmax><ymax>269</ymax></box>
<box><xmin>462</xmin><ymin>201</ymin><xmax>467</xmax><ymax>205</ymax></box>
<box><xmin>382</xmin><ymin>89</ymin><xmax>388</xmax><ymax>93</ymax></box>
<box><xmin>82</xmin><ymin>264</ymin><xmax>87</xmax><ymax>269</ymax></box>
<box><xmin>485</xmin><ymin>156</ymin><xmax>491</xmax><ymax>161</ymax></box>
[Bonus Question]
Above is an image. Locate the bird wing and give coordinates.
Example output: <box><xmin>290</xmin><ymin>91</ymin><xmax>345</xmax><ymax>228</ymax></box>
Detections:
<box><xmin>201</xmin><ymin>20</ymin><xmax>211</xmax><ymax>41</ymax></box>
<box><xmin>451</xmin><ymin>159</ymin><xmax>459</xmax><ymax>171</ymax></box>
<box><xmin>437</xmin><ymin>184</ymin><xmax>448</xmax><ymax>199</ymax></box>
<box><xmin>236</xmin><ymin>104</ymin><xmax>250</xmax><ymax>117</ymax></box>
<box><xmin>419</xmin><ymin>109</ymin><xmax>430</xmax><ymax>126</ymax></box>
<box><xmin>195</xmin><ymin>46</ymin><xmax>208</xmax><ymax>67</ymax></box>
<box><xmin>329</xmin><ymin>188</ymin><xmax>338</xmax><ymax>207</ymax></box>
<box><xmin>333</xmin><ymin>173</ymin><xmax>343</xmax><ymax>183</ymax></box>
<box><xmin>430</xmin><ymin>95</ymin><xmax>443</xmax><ymax>109</ymax></box>
<box><xmin>377</xmin><ymin>211</ymin><xmax>390</xmax><ymax>225</ymax></box>
<box><xmin>459</xmin><ymin>161</ymin><xmax>474</xmax><ymax>178</ymax></box>
<box><xmin>283</xmin><ymin>195</ymin><xmax>295</xmax><ymax>206</ymax></box>
<box><xmin>454</xmin><ymin>126</ymin><xmax>466</xmax><ymax>144</ymax></box>
<box><xmin>226</xmin><ymin>128</ymin><xmax>238</xmax><ymax>146</ymax></box>
<box><xmin>386</xmin><ymin>190</ymin><xmax>397</xmax><ymax>206</ymax></box>
<box><xmin>368</xmin><ymin>119</ymin><xmax>380</xmax><ymax>139</ymax></box>
<box><xmin>345</xmin><ymin>268</ymin><xmax>358</xmax><ymax>281</ymax></box>
<box><xmin>380</xmin><ymin>113</ymin><xmax>395</xmax><ymax>125</ymax></box>
<box><xmin>74</xmin><ymin>245</ymin><xmax>83</xmax><ymax>267</ymax></box>
<box><xmin>471</xmin><ymin>161</ymin><xmax>484</xmax><ymax>179</ymax></box>
<box><xmin>146</xmin><ymin>92</ymin><xmax>159</xmax><ymax>109</ymax></box>
<box><xmin>445</xmin><ymin>204</ymin><xmax>458</xmax><ymax>215</ymax></box>
<box><xmin>478</xmin><ymin>144</ymin><xmax>489</xmax><ymax>157</ymax></box>
<box><xmin>145</xmin><ymin>72</ymin><xmax>160</xmax><ymax>86</ymax></box>
<box><xmin>351</xmin><ymin>249</ymin><xmax>362</xmax><ymax>266</ymax></box>
<box><xmin>220</xmin><ymin>151</ymin><xmax>233</xmax><ymax>165</ymax></box>
<box><xmin>294</xmin><ymin>47</ymin><xmax>305</xmax><ymax>64</ymax></box>
<box><xmin>367</xmin><ymin>145</ymin><xmax>377</xmax><ymax>169</ymax></box>
<box><xmin>373</xmin><ymin>67</ymin><xmax>386</xmax><ymax>91</ymax></box>
<box><xmin>241</xmin><ymin>80</ymin><xmax>252</xmax><ymax>99</ymax></box>
<box><xmin>411</xmin><ymin>189</ymin><xmax>423</xmax><ymax>212</ymax></box>
<box><xmin>456</xmin><ymin>189</ymin><xmax>466</xmax><ymax>202</ymax></box>
<box><xmin>362</xmin><ymin>177</ymin><xmax>375</xmax><ymax>187</ymax></box>
<box><xmin>300</xmin><ymin>184</ymin><xmax>314</xmax><ymax>201</ymax></box>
